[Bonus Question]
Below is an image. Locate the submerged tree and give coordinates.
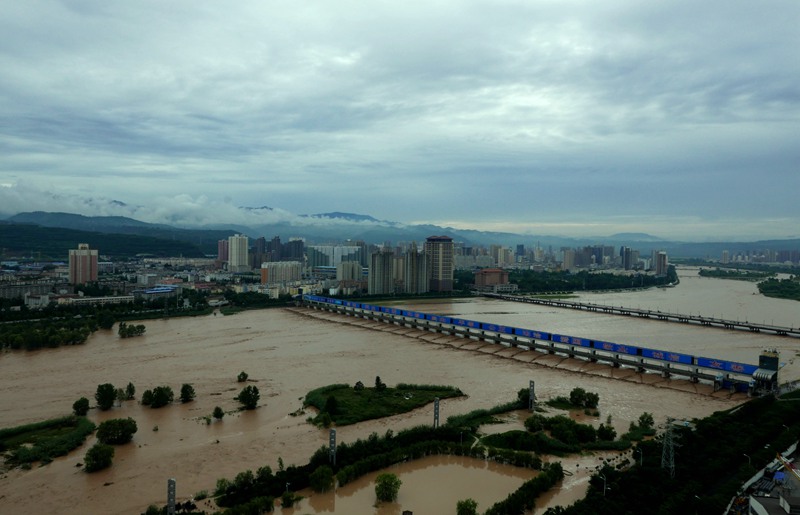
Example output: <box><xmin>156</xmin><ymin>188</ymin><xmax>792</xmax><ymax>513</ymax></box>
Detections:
<box><xmin>375</xmin><ymin>473</ymin><xmax>401</xmax><ymax>502</ymax></box>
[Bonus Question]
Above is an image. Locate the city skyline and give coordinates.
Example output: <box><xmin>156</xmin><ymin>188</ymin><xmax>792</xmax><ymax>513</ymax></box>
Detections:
<box><xmin>1</xmin><ymin>2</ymin><xmax>798</xmax><ymax>241</ymax></box>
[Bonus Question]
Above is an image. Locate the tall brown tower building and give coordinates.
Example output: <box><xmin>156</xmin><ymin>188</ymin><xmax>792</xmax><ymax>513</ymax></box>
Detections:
<box><xmin>69</xmin><ymin>243</ymin><xmax>98</xmax><ymax>285</ymax></box>
<box><xmin>424</xmin><ymin>235</ymin><xmax>454</xmax><ymax>292</ymax></box>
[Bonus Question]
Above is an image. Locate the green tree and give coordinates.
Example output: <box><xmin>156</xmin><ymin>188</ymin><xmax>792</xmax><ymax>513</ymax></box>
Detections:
<box><xmin>236</xmin><ymin>385</ymin><xmax>260</xmax><ymax>410</ymax></box>
<box><xmin>97</xmin><ymin>311</ymin><xmax>115</xmax><ymax>330</ymax></box>
<box><xmin>141</xmin><ymin>389</ymin><xmax>154</xmax><ymax>406</ymax></box>
<box><xmin>375</xmin><ymin>376</ymin><xmax>386</xmax><ymax>390</ymax></box>
<box><xmin>569</xmin><ymin>387</ymin><xmax>587</xmax><ymax>407</ymax></box>
<box><xmin>73</xmin><ymin>397</ymin><xmax>90</xmax><ymax>416</ymax></box>
<box><xmin>96</xmin><ymin>418</ymin><xmax>138</xmax><ymax>445</ymax></box>
<box><xmin>638</xmin><ymin>412</ymin><xmax>655</xmax><ymax>430</ymax></box>
<box><xmin>149</xmin><ymin>386</ymin><xmax>174</xmax><ymax>408</ymax></box>
<box><xmin>309</xmin><ymin>465</ymin><xmax>334</xmax><ymax>493</ymax></box>
<box><xmin>457</xmin><ymin>498</ymin><xmax>479</xmax><ymax>515</ymax></box>
<box><xmin>597</xmin><ymin>423</ymin><xmax>617</xmax><ymax>441</ymax></box>
<box><xmin>375</xmin><ymin>473</ymin><xmax>401</xmax><ymax>502</ymax></box>
<box><xmin>525</xmin><ymin>414</ymin><xmax>548</xmax><ymax>432</ymax></box>
<box><xmin>180</xmin><ymin>383</ymin><xmax>196</xmax><ymax>403</ymax></box>
<box><xmin>584</xmin><ymin>392</ymin><xmax>600</xmax><ymax>409</ymax></box>
<box><xmin>125</xmin><ymin>382</ymin><xmax>136</xmax><ymax>400</ymax></box>
<box><xmin>95</xmin><ymin>383</ymin><xmax>116</xmax><ymax>411</ymax></box>
<box><xmin>115</xmin><ymin>387</ymin><xmax>126</xmax><ymax>406</ymax></box>
<box><xmin>213</xmin><ymin>406</ymin><xmax>225</xmax><ymax>420</ymax></box>
<box><xmin>237</xmin><ymin>371</ymin><xmax>249</xmax><ymax>382</ymax></box>
<box><xmin>84</xmin><ymin>443</ymin><xmax>114</xmax><ymax>472</ymax></box>
<box><xmin>324</xmin><ymin>395</ymin><xmax>339</xmax><ymax>415</ymax></box>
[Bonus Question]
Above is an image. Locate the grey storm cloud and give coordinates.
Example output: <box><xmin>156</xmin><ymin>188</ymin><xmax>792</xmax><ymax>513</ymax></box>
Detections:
<box><xmin>0</xmin><ymin>0</ymin><xmax>798</xmax><ymax>240</ymax></box>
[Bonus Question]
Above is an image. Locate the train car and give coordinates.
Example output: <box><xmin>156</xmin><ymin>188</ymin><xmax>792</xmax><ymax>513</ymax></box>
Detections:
<box><xmin>551</xmin><ymin>333</ymin><xmax>571</xmax><ymax>345</ymax></box>
<box><xmin>593</xmin><ymin>340</ymin><xmax>617</xmax><ymax>352</ymax></box>
<box><xmin>612</xmin><ymin>343</ymin><xmax>638</xmax><ymax>356</ymax></box>
<box><xmin>425</xmin><ymin>314</ymin><xmax>452</xmax><ymax>324</ymax></box>
<box><xmin>569</xmin><ymin>336</ymin><xmax>592</xmax><ymax>348</ymax></box>
<box><xmin>452</xmin><ymin>318</ymin><xmax>481</xmax><ymax>329</ymax></box>
<box><xmin>726</xmin><ymin>361</ymin><xmax>758</xmax><ymax>375</ymax></box>
<box><xmin>480</xmin><ymin>323</ymin><xmax>513</xmax><ymax>334</ymax></box>
<box><xmin>641</xmin><ymin>349</ymin><xmax>693</xmax><ymax>365</ymax></box>
<box><xmin>696</xmin><ymin>357</ymin><xmax>727</xmax><ymax>371</ymax></box>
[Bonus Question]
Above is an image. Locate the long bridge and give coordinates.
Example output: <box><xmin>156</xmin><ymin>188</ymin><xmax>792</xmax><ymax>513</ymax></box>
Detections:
<box><xmin>302</xmin><ymin>295</ymin><xmax>780</xmax><ymax>396</ymax></box>
<box><xmin>482</xmin><ymin>293</ymin><xmax>800</xmax><ymax>338</ymax></box>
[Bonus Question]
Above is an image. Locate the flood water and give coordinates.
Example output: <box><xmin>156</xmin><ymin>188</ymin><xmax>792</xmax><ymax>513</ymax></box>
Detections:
<box><xmin>0</xmin><ymin>268</ymin><xmax>795</xmax><ymax>514</ymax></box>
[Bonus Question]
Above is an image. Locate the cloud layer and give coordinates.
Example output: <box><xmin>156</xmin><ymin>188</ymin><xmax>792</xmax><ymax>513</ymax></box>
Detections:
<box><xmin>1</xmin><ymin>1</ymin><xmax>798</xmax><ymax>241</ymax></box>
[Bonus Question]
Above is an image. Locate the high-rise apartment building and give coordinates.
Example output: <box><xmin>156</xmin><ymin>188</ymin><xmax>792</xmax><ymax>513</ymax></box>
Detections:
<box><xmin>69</xmin><ymin>243</ymin><xmax>99</xmax><ymax>285</ymax></box>
<box><xmin>425</xmin><ymin>236</ymin><xmax>454</xmax><ymax>292</ymax></box>
<box><xmin>404</xmin><ymin>242</ymin><xmax>428</xmax><ymax>294</ymax></box>
<box><xmin>228</xmin><ymin>234</ymin><xmax>250</xmax><ymax>273</ymax></box>
<box><xmin>307</xmin><ymin>245</ymin><xmax>362</xmax><ymax>268</ymax></box>
<box><xmin>368</xmin><ymin>249</ymin><xmax>395</xmax><ymax>294</ymax></box>
<box><xmin>336</xmin><ymin>261</ymin><xmax>363</xmax><ymax>281</ymax></box>
<box><xmin>655</xmin><ymin>251</ymin><xmax>669</xmax><ymax>276</ymax></box>
<box><xmin>563</xmin><ymin>248</ymin><xmax>576</xmax><ymax>271</ymax></box>
<box><xmin>217</xmin><ymin>239</ymin><xmax>229</xmax><ymax>262</ymax></box>
<box><xmin>260</xmin><ymin>261</ymin><xmax>303</xmax><ymax>284</ymax></box>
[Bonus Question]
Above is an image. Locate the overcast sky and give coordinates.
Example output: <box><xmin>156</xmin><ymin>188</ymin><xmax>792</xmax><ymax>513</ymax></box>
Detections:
<box><xmin>1</xmin><ymin>1</ymin><xmax>798</xmax><ymax>241</ymax></box>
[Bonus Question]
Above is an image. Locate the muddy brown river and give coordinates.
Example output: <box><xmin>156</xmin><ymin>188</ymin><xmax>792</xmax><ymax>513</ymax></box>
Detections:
<box><xmin>0</xmin><ymin>291</ymin><xmax>754</xmax><ymax>514</ymax></box>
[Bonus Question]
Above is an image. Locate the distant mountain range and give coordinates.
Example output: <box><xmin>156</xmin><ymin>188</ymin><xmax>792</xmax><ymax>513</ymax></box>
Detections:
<box><xmin>3</xmin><ymin>211</ymin><xmax>800</xmax><ymax>260</ymax></box>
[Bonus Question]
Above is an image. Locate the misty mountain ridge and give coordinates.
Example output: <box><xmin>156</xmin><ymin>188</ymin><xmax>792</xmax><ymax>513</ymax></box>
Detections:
<box><xmin>4</xmin><ymin>210</ymin><xmax>800</xmax><ymax>260</ymax></box>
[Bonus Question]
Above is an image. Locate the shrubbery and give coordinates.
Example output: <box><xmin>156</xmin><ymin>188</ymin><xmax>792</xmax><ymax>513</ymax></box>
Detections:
<box><xmin>96</xmin><ymin>418</ymin><xmax>138</xmax><ymax>445</ymax></box>
<box><xmin>84</xmin><ymin>443</ymin><xmax>114</xmax><ymax>472</ymax></box>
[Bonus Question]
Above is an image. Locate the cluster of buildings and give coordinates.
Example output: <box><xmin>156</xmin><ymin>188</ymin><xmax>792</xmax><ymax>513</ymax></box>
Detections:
<box><xmin>721</xmin><ymin>249</ymin><xmax>800</xmax><ymax>265</ymax></box>
<box><xmin>1</xmin><ymin>235</ymin><xmax>677</xmax><ymax>307</ymax></box>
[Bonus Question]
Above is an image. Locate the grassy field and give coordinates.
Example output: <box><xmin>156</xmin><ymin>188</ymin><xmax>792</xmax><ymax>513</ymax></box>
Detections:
<box><xmin>304</xmin><ymin>383</ymin><xmax>464</xmax><ymax>426</ymax></box>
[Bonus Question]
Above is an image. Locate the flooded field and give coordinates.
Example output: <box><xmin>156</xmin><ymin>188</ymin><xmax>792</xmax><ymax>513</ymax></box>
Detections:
<box><xmin>0</xmin><ymin>295</ymin><xmax>749</xmax><ymax>514</ymax></box>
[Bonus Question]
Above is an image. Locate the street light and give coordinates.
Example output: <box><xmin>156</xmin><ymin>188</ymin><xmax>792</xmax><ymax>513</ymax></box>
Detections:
<box><xmin>635</xmin><ymin>448</ymin><xmax>643</xmax><ymax>467</ymax></box>
<box><xmin>599</xmin><ymin>473</ymin><xmax>607</xmax><ymax>497</ymax></box>
<box><xmin>743</xmin><ymin>454</ymin><xmax>751</xmax><ymax>466</ymax></box>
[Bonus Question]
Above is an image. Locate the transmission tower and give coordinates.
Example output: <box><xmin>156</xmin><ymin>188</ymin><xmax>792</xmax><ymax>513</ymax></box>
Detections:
<box><xmin>661</xmin><ymin>418</ymin><xmax>682</xmax><ymax>478</ymax></box>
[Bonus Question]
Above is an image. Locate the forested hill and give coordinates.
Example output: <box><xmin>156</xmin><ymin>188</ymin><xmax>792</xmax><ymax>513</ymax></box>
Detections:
<box><xmin>0</xmin><ymin>223</ymin><xmax>207</xmax><ymax>259</ymax></box>
<box><xmin>7</xmin><ymin>212</ymin><xmax>235</xmax><ymax>255</ymax></box>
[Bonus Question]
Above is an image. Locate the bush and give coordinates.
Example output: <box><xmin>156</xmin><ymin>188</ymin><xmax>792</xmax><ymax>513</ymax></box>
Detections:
<box><xmin>125</xmin><ymin>382</ymin><xmax>136</xmax><ymax>400</ymax></box>
<box><xmin>597</xmin><ymin>423</ymin><xmax>617</xmax><ymax>441</ymax></box>
<box><xmin>310</xmin><ymin>465</ymin><xmax>334</xmax><ymax>492</ymax></box>
<box><xmin>150</xmin><ymin>386</ymin><xmax>174</xmax><ymax>408</ymax></box>
<box><xmin>525</xmin><ymin>414</ymin><xmax>547</xmax><ymax>432</ymax></box>
<box><xmin>95</xmin><ymin>383</ymin><xmax>116</xmax><ymax>411</ymax></box>
<box><xmin>180</xmin><ymin>383</ymin><xmax>196</xmax><ymax>403</ymax></box>
<box><xmin>236</xmin><ymin>385</ymin><xmax>260</xmax><ymax>410</ymax></box>
<box><xmin>73</xmin><ymin>397</ymin><xmax>90</xmax><ymax>416</ymax></box>
<box><xmin>375</xmin><ymin>473</ymin><xmax>401</xmax><ymax>502</ymax></box>
<box><xmin>237</xmin><ymin>371</ymin><xmax>249</xmax><ymax>382</ymax></box>
<box><xmin>84</xmin><ymin>443</ymin><xmax>114</xmax><ymax>472</ymax></box>
<box><xmin>457</xmin><ymin>498</ymin><xmax>479</xmax><ymax>515</ymax></box>
<box><xmin>638</xmin><ymin>412</ymin><xmax>655</xmax><ymax>430</ymax></box>
<box><xmin>96</xmin><ymin>418</ymin><xmax>138</xmax><ymax>445</ymax></box>
<box><xmin>213</xmin><ymin>406</ymin><xmax>225</xmax><ymax>420</ymax></box>
<box><xmin>141</xmin><ymin>389</ymin><xmax>153</xmax><ymax>406</ymax></box>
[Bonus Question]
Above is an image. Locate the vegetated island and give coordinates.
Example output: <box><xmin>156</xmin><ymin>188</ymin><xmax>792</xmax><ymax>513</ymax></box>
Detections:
<box><xmin>303</xmin><ymin>379</ymin><xmax>463</xmax><ymax>426</ymax></box>
<box><xmin>757</xmin><ymin>276</ymin><xmax>800</xmax><ymax>302</ymax></box>
<box><xmin>698</xmin><ymin>268</ymin><xmax>775</xmax><ymax>281</ymax></box>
